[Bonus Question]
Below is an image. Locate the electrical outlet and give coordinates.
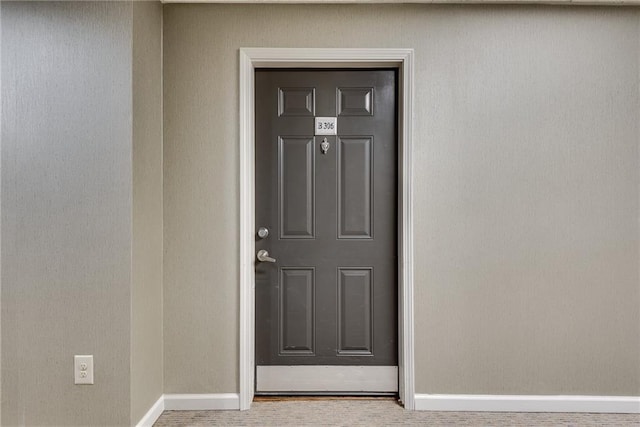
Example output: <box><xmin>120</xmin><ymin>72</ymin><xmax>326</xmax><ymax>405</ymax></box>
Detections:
<box><xmin>74</xmin><ymin>355</ymin><xmax>94</xmax><ymax>385</ymax></box>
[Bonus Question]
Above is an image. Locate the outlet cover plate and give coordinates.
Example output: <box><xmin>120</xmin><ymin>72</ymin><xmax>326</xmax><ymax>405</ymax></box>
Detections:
<box><xmin>74</xmin><ymin>355</ymin><xmax>94</xmax><ymax>385</ymax></box>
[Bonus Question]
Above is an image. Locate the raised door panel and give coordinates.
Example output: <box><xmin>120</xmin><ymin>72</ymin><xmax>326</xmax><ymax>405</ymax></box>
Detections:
<box><xmin>278</xmin><ymin>87</ymin><xmax>315</xmax><ymax>116</ymax></box>
<box><xmin>337</xmin><ymin>87</ymin><xmax>374</xmax><ymax>116</ymax></box>
<box><xmin>279</xmin><ymin>137</ymin><xmax>315</xmax><ymax>239</ymax></box>
<box><xmin>338</xmin><ymin>268</ymin><xmax>374</xmax><ymax>355</ymax></box>
<box><xmin>279</xmin><ymin>268</ymin><xmax>315</xmax><ymax>355</ymax></box>
<box><xmin>338</xmin><ymin>137</ymin><xmax>373</xmax><ymax>239</ymax></box>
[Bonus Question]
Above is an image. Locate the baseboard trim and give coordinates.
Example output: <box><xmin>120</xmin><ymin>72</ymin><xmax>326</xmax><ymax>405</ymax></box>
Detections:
<box><xmin>135</xmin><ymin>395</ymin><xmax>165</xmax><ymax>427</ymax></box>
<box><xmin>135</xmin><ymin>392</ymin><xmax>639</xmax><ymax>423</ymax></box>
<box><xmin>414</xmin><ymin>394</ymin><xmax>640</xmax><ymax>413</ymax></box>
<box><xmin>164</xmin><ymin>393</ymin><xmax>241</xmax><ymax>410</ymax></box>
<box><xmin>134</xmin><ymin>393</ymin><xmax>240</xmax><ymax>426</ymax></box>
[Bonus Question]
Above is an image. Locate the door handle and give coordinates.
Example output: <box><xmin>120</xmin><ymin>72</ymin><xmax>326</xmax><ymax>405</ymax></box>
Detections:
<box><xmin>257</xmin><ymin>249</ymin><xmax>276</xmax><ymax>263</ymax></box>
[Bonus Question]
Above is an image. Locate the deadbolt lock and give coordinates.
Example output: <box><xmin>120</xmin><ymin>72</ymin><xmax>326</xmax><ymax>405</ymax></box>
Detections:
<box><xmin>257</xmin><ymin>227</ymin><xmax>269</xmax><ymax>239</ymax></box>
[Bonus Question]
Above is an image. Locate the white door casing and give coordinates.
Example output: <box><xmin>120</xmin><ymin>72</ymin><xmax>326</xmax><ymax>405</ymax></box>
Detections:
<box><xmin>239</xmin><ymin>48</ymin><xmax>415</xmax><ymax>410</ymax></box>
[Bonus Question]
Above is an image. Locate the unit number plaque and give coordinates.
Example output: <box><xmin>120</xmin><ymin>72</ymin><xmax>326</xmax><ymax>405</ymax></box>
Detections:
<box><xmin>315</xmin><ymin>117</ymin><xmax>337</xmax><ymax>135</ymax></box>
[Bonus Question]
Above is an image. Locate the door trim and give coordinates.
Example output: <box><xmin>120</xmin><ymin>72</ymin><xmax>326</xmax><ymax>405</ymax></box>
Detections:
<box><xmin>239</xmin><ymin>48</ymin><xmax>415</xmax><ymax>410</ymax></box>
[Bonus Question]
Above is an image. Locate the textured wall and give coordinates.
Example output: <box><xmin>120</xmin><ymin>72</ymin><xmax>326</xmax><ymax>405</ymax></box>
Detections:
<box><xmin>1</xmin><ymin>2</ymin><xmax>133</xmax><ymax>425</ymax></box>
<box><xmin>0</xmin><ymin>4</ymin><xmax>3</xmax><ymax>423</ymax></box>
<box><xmin>0</xmin><ymin>3</ymin><xmax>3</xmax><ymax>423</ymax></box>
<box><xmin>132</xmin><ymin>1</ymin><xmax>163</xmax><ymax>425</ymax></box>
<box><xmin>413</xmin><ymin>9</ymin><xmax>640</xmax><ymax>395</ymax></box>
<box><xmin>163</xmin><ymin>4</ymin><xmax>640</xmax><ymax>396</ymax></box>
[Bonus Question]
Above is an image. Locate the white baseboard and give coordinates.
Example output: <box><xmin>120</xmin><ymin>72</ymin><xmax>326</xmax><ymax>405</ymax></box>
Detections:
<box><xmin>164</xmin><ymin>393</ymin><xmax>240</xmax><ymax>410</ymax></box>
<box><xmin>415</xmin><ymin>394</ymin><xmax>640</xmax><ymax>413</ymax></box>
<box><xmin>135</xmin><ymin>393</ymin><xmax>240</xmax><ymax>426</ymax></box>
<box><xmin>135</xmin><ymin>395</ymin><xmax>165</xmax><ymax>427</ymax></box>
<box><xmin>135</xmin><ymin>392</ymin><xmax>639</xmax><ymax>425</ymax></box>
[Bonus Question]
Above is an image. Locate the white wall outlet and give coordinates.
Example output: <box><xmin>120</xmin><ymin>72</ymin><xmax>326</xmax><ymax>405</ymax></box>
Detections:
<box><xmin>74</xmin><ymin>355</ymin><xmax>94</xmax><ymax>385</ymax></box>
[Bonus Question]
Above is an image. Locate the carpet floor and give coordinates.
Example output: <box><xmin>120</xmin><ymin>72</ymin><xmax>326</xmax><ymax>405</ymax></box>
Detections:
<box><xmin>153</xmin><ymin>399</ymin><xmax>640</xmax><ymax>426</ymax></box>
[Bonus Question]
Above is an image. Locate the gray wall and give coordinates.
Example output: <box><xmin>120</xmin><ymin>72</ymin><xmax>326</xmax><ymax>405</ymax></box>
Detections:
<box><xmin>0</xmin><ymin>3</ymin><xmax>637</xmax><ymax>424</ymax></box>
<box><xmin>132</xmin><ymin>1</ymin><xmax>163</xmax><ymax>425</ymax></box>
<box><xmin>1</xmin><ymin>1</ymin><xmax>162</xmax><ymax>425</ymax></box>
<box><xmin>163</xmin><ymin>4</ymin><xmax>640</xmax><ymax>396</ymax></box>
<box><xmin>1</xmin><ymin>1</ymin><xmax>133</xmax><ymax>424</ymax></box>
<box><xmin>0</xmin><ymin>3</ymin><xmax>3</xmax><ymax>422</ymax></box>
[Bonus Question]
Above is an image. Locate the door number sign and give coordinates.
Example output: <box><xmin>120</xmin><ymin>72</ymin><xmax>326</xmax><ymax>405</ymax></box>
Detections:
<box><xmin>315</xmin><ymin>117</ymin><xmax>337</xmax><ymax>135</ymax></box>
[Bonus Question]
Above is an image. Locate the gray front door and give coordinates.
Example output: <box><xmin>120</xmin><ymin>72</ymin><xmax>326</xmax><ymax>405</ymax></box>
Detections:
<box><xmin>255</xmin><ymin>69</ymin><xmax>397</xmax><ymax>393</ymax></box>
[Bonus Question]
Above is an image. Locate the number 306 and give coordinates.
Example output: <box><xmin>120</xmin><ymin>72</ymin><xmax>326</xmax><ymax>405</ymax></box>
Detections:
<box><xmin>318</xmin><ymin>122</ymin><xmax>335</xmax><ymax>130</ymax></box>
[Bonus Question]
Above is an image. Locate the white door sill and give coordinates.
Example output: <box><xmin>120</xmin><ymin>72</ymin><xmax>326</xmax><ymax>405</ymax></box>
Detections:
<box><xmin>256</xmin><ymin>365</ymin><xmax>398</xmax><ymax>393</ymax></box>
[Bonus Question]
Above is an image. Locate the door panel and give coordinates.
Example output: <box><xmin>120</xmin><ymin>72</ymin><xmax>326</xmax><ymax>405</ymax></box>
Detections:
<box><xmin>278</xmin><ymin>137</ymin><xmax>315</xmax><ymax>239</ymax></box>
<box><xmin>338</xmin><ymin>136</ymin><xmax>373</xmax><ymax>239</ymax></box>
<box><xmin>279</xmin><ymin>268</ymin><xmax>315</xmax><ymax>354</ymax></box>
<box><xmin>278</xmin><ymin>87</ymin><xmax>315</xmax><ymax>116</ymax></box>
<box><xmin>337</xmin><ymin>87</ymin><xmax>374</xmax><ymax>116</ymax></box>
<box><xmin>255</xmin><ymin>69</ymin><xmax>397</xmax><ymax>391</ymax></box>
<box><xmin>338</xmin><ymin>268</ymin><xmax>373</xmax><ymax>355</ymax></box>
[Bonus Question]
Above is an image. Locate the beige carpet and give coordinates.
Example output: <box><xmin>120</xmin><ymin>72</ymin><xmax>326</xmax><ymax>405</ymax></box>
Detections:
<box><xmin>154</xmin><ymin>399</ymin><xmax>640</xmax><ymax>426</ymax></box>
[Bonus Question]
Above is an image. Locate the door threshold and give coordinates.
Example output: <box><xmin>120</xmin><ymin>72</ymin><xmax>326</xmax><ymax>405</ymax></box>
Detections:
<box><xmin>254</xmin><ymin>395</ymin><xmax>399</xmax><ymax>402</ymax></box>
<box><xmin>256</xmin><ymin>365</ymin><xmax>398</xmax><ymax>393</ymax></box>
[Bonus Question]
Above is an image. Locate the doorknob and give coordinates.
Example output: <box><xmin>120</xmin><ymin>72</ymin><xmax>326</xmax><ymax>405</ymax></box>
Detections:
<box><xmin>257</xmin><ymin>249</ymin><xmax>276</xmax><ymax>263</ymax></box>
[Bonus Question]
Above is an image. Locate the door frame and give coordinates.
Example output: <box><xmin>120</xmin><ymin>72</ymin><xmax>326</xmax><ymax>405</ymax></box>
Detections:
<box><xmin>239</xmin><ymin>48</ymin><xmax>415</xmax><ymax>410</ymax></box>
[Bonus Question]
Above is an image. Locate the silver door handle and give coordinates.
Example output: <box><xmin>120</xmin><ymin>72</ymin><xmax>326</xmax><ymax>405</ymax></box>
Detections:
<box><xmin>257</xmin><ymin>249</ymin><xmax>276</xmax><ymax>263</ymax></box>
